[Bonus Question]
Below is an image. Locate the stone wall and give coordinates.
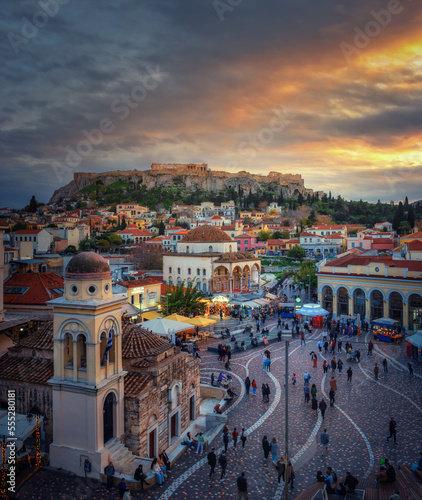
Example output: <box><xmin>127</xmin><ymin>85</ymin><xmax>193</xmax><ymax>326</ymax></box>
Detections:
<box><xmin>123</xmin><ymin>352</ymin><xmax>200</xmax><ymax>457</ymax></box>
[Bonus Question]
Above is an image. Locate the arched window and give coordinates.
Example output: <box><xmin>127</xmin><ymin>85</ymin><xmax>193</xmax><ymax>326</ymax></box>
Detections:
<box><xmin>169</xmin><ymin>267</ymin><xmax>172</xmax><ymax>274</ymax></box>
<box><xmin>64</xmin><ymin>333</ymin><xmax>73</xmax><ymax>368</ymax></box>
<box><xmin>76</xmin><ymin>334</ymin><xmax>87</xmax><ymax>369</ymax></box>
<box><xmin>177</xmin><ymin>268</ymin><xmax>181</xmax><ymax>275</ymax></box>
<box><xmin>186</xmin><ymin>246</ymin><xmax>189</xmax><ymax>253</ymax></box>
<box><xmin>197</xmin><ymin>268</ymin><xmax>200</xmax><ymax>276</ymax></box>
<box><xmin>209</xmin><ymin>246</ymin><xmax>213</xmax><ymax>252</ymax></box>
<box><xmin>188</xmin><ymin>268</ymin><xmax>191</xmax><ymax>275</ymax></box>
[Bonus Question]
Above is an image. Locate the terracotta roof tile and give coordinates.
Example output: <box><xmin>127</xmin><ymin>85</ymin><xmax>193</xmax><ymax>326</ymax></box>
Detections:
<box><xmin>124</xmin><ymin>371</ymin><xmax>153</xmax><ymax>397</ymax></box>
<box><xmin>15</xmin><ymin>322</ymin><xmax>53</xmax><ymax>351</ymax></box>
<box><xmin>122</xmin><ymin>323</ymin><xmax>173</xmax><ymax>358</ymax></box>
<box><xmin>0</xmin><ymin>353</ymin><xmax>53</xmax><ymax>384</ymax></box>
<box><xmin>118</xmin><ymin>277</ymin><xmax>162</xmax><ymax>288</ymax></box>
<box><xmin>181</xmin><ymin>225</ymin><xmax>232</xmax><ymax>243</ymax></box>
<box><xmin>4</xmin><ymin>272</ymin><xmax>64</xmax><ymax>306</ymax></box>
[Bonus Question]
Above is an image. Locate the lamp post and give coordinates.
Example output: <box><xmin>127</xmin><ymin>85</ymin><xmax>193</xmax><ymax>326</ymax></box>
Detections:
<box><xmin>282</xmin><ymin>332</ymin><xmax>292</xmax><ymax>499</ymax></box>
<box><xmin>166</xmin><ymin>293</ymin><xmax>171</xmax><ymax>315</ymax></box>
<box><xmin>308</xmin><ymin>274</ymin><xmax>311</xmax><ymax>303</ymax></box>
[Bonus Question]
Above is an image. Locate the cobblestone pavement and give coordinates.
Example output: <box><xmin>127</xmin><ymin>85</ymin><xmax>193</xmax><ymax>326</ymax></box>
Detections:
<box><xmin>18</xmin><ymin>285</ymin><xmax>422</xmax><ymax>499</ymax></box>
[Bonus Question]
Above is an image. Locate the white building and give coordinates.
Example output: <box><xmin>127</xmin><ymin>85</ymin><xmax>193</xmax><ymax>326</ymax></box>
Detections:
<box><xmin>13</xmin><ymin>229</ymin><xmax>53</xmax><ymax>254</ymax></box>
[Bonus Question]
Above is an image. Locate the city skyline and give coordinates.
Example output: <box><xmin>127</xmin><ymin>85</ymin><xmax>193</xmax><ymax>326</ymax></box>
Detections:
<box><xmin>1</xmin><ymin>0</ymin><xmax>422</xmax><ymax>208</ymax></box>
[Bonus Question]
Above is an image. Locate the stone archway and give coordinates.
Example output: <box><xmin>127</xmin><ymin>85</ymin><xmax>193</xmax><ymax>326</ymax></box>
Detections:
<box><xmin>389</xmin><ymin>292</ymin><xmax>403</xmax><ymax>324</ymax></box>
<box><xmin>322</xmin><ymin>285</ymin><xmax>333</xmax><ymax>313</ymax></box>
<box><xmin>408</xmin><ymin>293</ymin><xmax>422</xmax><ymax>330</ymax></box>
<box><xmin>353</xmin><ymin>288</ymin><xmax>366</xmax><ymax>317</ymax></box>
<box><xmin>371</xmin><ymin>290</ymin><xmax>384</xmax><ymax>319</ymax></box>
<box><xmin>337</xmin><ymin>287</ymin><xmax>349</xmax><ymax>316</ymax></box>
<box><xmin>103</xmin><ymin>392</ymin><xmax>115</xmax><ymax>445</ymax></box>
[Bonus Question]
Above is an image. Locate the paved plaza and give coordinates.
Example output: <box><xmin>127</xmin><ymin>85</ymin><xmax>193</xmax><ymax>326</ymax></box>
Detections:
<box><xmin>19</xmin><ymin>288</ymin><xmax>422</xmax><ymax>499</ymax></box>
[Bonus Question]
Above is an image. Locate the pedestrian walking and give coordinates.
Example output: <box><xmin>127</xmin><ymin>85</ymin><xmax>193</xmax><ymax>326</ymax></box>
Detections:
<box><xmin>301</xmin><ymin>332</ymin><xmax>306</xmax><ymax>345</ymax></box>
<box><xmin>261</xmin><ymin>383</ymin><xmax>266</xmax><ymax>402</ymax></box>
<box><xmin>319</xmin><ymin>399</ymin><xmax>327</xmax><ymax>419</ymax></box>
<box><xmin>321</xmin><ymin>429</ymin><xmax>329</xmax><ymax>456</ymax></box>
<box><xmin>287</xmin><ymin>461</ymin><xmax>295</xmax><ymax>489</ymax></box>
<box><xmin>331</xmin><ymin>357</ymin><xmax>337</xmax><ymax>374</ymax></box>
<box><xmin>408</xmin><ymin>361</ymin><xmax>414</xmax><ymax>376</ymax></box>
<box><xmin>265</xmin><ymin>384</ymin><xmax>271</xmax><ymax>402</ymax></box>
<box><xmin>292</xmin><ymin>373</ymin><xmax>297</xmax><ymax>385</ymax></box>
<box><xmin>270</xmin><ymin>438</ymin><xmax>278</xmax><ymax>464</ymax></box>
<box><xmin>236</xmin><ymin>471</ymin><xmax>249</xmax><ymax>500</ymax></box>
<box><xmin>356</xmin><ymin>350</ymin><xmax>361</xmax><ymax>362</ymax></box>
<box><xmin>232</xmin><ymin>428</ymin><xmax>239</xmax><ymax>449</ymax></box>
<box><xmin>276</xmin><ymin>457</ymin><xmax>285</xmax><ymax>483</ymax></box>
<box><xmin>218</xmin><ymin>451</ymin><xmax>227</xmax><ymax>481</ymax></box>
<box><xmin>329</xmin><ymin>376</ymin><xmax>337</xmax><ymax>392</ymax></box>
<box><xmin>262</xmin><ymin>435</ymin><xmax>271</xmax><ymax>460</ymax></box>
<box><xmin>304</xmin><ymin>384</ymin><xmax>310</xmax><ymax>404</ymax></box>
<box><xmin>240</xmin><ymin>428</ymin><xmax>247</xmax><ymax>449</ymax></box>
<box><xmin>304</xmin><ymin>371</ymin><xmax>311</xmax><ymax>385</ymax></box>
<box><xmin>311</xmin><ymin>395</ymin><xmax>318</xmax><ymax>416</ymax></box>
<box><xmin>382</xmin><ymin>358</ymin><xmax>388</xmax><ymax>373</ymax></box>
<box><xmin>105</xmin><ymin>461</ymin><xmax>115</xmax><ymax>492</ymax></box>
<box><xmin>337</xmin><ymin>340</ymin><xmax>342</xmax><ymax>352</ymax></box>
<box><xmin>374</xmin><ymin>363</ymin><xmax>379</xmax><ymax>381</ymax></box>
<box><xmin>329</xmin><ymin>388</ymin><xmax>335</xmax><ymax>406</ymax></box>
<box><xmin>347</xmin><ymin>366</ymin><xmax>353</xmax><ymax>382</ymax></box>
<box><xmin>245</xmin><ymin>376</ymin><xmax>251</xmax><ymax>395</ymax></box>
<box><xmin>337</xmin><ymin>359</ymin><xmax>343</xmax><ymax>374</ymax></box>
<box><xmin>207</xmin><ymin>448</ymin><xmax>217</xmax><ymax>478</ymax></box>
<box><xmin>310</xmin><ymin>383</ymin><xmax>317</xmax><ymax>399</ymax></box>
<box><xmin>222</xmin><ymin>429</ymin><xmax>229</xmax><ymax>452</ymax></box>
<box><xmin>196</xmin><ymin>432</ymin><xmax>205</xmax><ymax>454</ymax></box>
<box><xmin>367</xmin><ymin>340</ymin><xmax>373</xmax><ymax>355</ymax></box>
<box><xmin>387</xmin><ymin>417</ymin><xmax>397</xmax><ymax>445</ymax></box>
<box><xmin>322</xmin><ymin>360</ymin><xmax>328</xmax><ymax>374</ymax></box>
<box><xmin>211</xmin><ymin>373</ymin><xmax>215</xmax><ymax>386</ymax></box>
<box><xmin>252</xmin><ymin>379</ymin><xmax>257</xmax><ymax>396</ymax></box>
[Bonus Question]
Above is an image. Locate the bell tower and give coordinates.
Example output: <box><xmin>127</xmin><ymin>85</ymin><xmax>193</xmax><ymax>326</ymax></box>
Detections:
<box><xmin>48</xmin><ymin>252</ymin><xmax>127</xmax><ymax>478</ymax></box>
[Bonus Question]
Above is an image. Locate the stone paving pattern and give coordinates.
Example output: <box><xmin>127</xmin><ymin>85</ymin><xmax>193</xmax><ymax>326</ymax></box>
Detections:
<box><xmin>18</xmin><ymin>286</ymin><xmax>422</xmax><ymax>499</ymax></box>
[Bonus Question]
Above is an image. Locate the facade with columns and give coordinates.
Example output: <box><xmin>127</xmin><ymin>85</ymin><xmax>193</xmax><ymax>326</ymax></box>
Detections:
<box><xmin>163</xmin><ymin>225</ymin><xmax>261</xmax><ymax>294</ymax></box>
<box><xmin>317</xmin><ymin>254</ymin><xmax>422</xmax><ymax>330</ymax></box>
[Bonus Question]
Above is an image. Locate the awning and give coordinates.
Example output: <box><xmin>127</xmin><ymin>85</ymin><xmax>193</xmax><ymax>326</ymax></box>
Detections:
<box><xmin>0</xmin><ymin>411</ymin><xmax>44</xmax><ymax>449</ymax></box>
<box><xmin>265</xmin><ymin>293</ymin><xmax>277</xmax><ymax>300</ymax></box>
<box><xmin>296</xmin><ymin>304</ymin><xmax>330</xmax><ymax>317</ymax></box>
<box><xmin>185</xmin><ymin>316</ymin><xmax>216</xmax><ymax>327</ymax></box>
<box><xmin>212</xmin><ymin>295</ymin><xmax>230</xmax><ymax>303</ymax></box>
<box><xmin>373</xmin><ymin>318</ymin><xmax>399</xmax><ymax>326</ymax></box>
<box><xmin>121</xmin><ymin>303</ymin><xmax>140</xmax><ymax>317</ymax></box>
<box><xmin>141</xmin><ymin>317</ymin><xmax>194</xmax><ymax>337</ymax></box>
<box><xmin>142</xmin><ymin>311</ymin><xmax>162</xmax><ymax>321</ymax></box>
<box><xmin>254</xmin><ymin>298</ymin><xmax>270</xmax><ymax>306</ymax></box>
<box><xmin>406</xmin><ymin>332</ymin><xmax>422</xmax><ymax>349</ymax></box>
<box><xmin>165</xmin><ymin>313</ymin><xmax>192</xmax><ymax>323</ymax></box>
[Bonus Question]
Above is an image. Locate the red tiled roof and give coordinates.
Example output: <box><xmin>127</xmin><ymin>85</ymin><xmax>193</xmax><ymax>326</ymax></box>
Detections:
<box><xmin>0</xmin><ymin>353</ymin><xmax>53</xmax><ymax>384</ymax></box>
<box><xmin>116</xmin><ymin>229</ymin><xmax>152</xmax><ymax>236</ymax></box>
<box><xmin>402</xmin><ymin>232</ymin><xmax>422</xmax><ymax>239</ymax></box>
<box><xmin>311</xmin><ymin>224</ymin><xmax>344</xmax><ymax>229</ymax></box>
<box><xmin>161</xmin><ymin>284</ymin><xmax>188</xmax><ymax>295</ymax></box>
<box><xmin>324</xmin><ymin>254</ymin><xmax>422</xmax><ymax>271</ymax></box>
<box><xmin>211</xmin><ymin>216</ymin><xmax>222</xmax><ymax>219</ymax></box>
<box><xmin>324</xmin><ymin>233</ymin><xmax>343</xmax><ymax>239</ymax></box>
<box><xmin>12</xmin><ymin>322</ymin><xmax>53</xmax><ymax>351</ymax></box>
<box><xmin>124</xmin><ymin>371</ymin><xmax>153</xmax><ymax>397</ymax></box>
<box><xmin>4</xmin><ymin>272</ymin><xmax>64</xmax><ymax>305</ymax></box>
<box><xmin>118</xmin><ymin>277</ymin><xmax>162</xmax><ymax>288</ymax></box>
<box><xmin>372</xmin><ymin>238</ymin><xmax>394</xmax><ymax>244</ymax></box>
<box><xmin>266</xmin><ymin>239</ymin><xmax>286</xmax><ymax>245</ymax></box>
<box><xmin>181</xmin><ymin>225</ymin><xmax>232</xmax><ymax>243</ymax></box>
<box><xmin>300</xmin><ymin>232</ymin><xmax>319</xmax><ymax>237</ymax></box>
<box><xmin>14</xmin><ymin>229</ymin><xmax>42</xmax><ymax>234</ymax></box>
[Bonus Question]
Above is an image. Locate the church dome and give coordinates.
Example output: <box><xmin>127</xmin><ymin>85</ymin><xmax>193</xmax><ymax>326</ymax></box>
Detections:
<box><xmin>65</xmin><ymin>251</ymin><xmax>110</xmax><ymax>279</ymax></box>
<box><xmin>181</xmin><ymin>225</ymin><xmax>233</xmax><ymax>243</ymax></box>
<box><xmin>122</xmin><ymin>323</ymin><xmax>173</xmax><ymax>358</ymax></box>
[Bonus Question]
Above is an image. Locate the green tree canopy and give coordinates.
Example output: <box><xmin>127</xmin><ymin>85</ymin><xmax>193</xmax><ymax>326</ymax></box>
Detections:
<box><xmin>258</xmin><ymin>229</ymin><xmax>271</xmax><ymax>241</ymax></box>
<box><xmin>162</xmin><ymin>282</ymin><xmax>206</xmax><ymax>316</ymax></box>
<box><xmin>12</xmin><ymin>222</ymin><xmax>27</xmax><ymax>232</ymax></box>
<box><xmin>28</xmin><ymin>195</ymin><xmax>38</xmax><ymax>213</ymax></box>
<box><xmin>287</xmin><ymin>246</ymin><xmax>306</xmax><ymax>261</ymax></box>
<box><xmin>64</xmin><ymin>245</ymin><xmax>77</xmax><ymax>254</ymax></box>
<box><xmin>109</xmin><ymin>234</ymin><xmax>123</xmax><ymax>246</ymax></box>
<box><xmin>158</xmin><ymin>221</ymin><xmax>165</xmax><ymax>235</ymax></box>
<box><xmin>293</xmin><ymin>260</ymin><xmax>317</xmax><ymax>290</ymax></box>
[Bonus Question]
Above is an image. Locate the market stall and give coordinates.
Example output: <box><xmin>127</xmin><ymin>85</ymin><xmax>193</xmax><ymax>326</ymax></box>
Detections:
<box><xmin>406</xmin><ymin>331</ymin><xmax>422</xmax><ymax>361</ymax></box>
<box><xmin>372</xmin><ymin>318</ymin><xmax>403</xmax><ymax>343</ymax></box>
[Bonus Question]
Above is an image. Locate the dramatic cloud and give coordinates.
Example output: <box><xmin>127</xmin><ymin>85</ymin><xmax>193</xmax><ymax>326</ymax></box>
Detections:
<box><xmin>1</xmin><ymin>0</ymin><xmax>422</xmax><ymax>207</ymax></box>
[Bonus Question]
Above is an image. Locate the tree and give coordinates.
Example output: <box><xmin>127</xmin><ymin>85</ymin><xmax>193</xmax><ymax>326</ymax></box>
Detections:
<box><xmin>294</xmin><ymin>260</ymin><xmax>317</xmax><ymax>290</ymax></box>
<box><xmin>131</xmin><ymin>242</ymin><xmax>164</xmax><ymax>270</ymax></box>
<box><xmin>308</xmin><ymin>209</ymin><xmax>317</xmax><ymax>226</ymax></box>
<box><xmin>258</xmin><ymin>201</ymin><xmax>268</xmax><ymax>213</ymax></box>
<box><xmin>158</xmin><ymin>221</ymin><xmax>165</xmax><ymax>235</ymax></box>
<box><xmin>162</xmin><ymin>281</ymin><xmax>206</xmax><ymax>316</ymax></box>
<box><xmin>287</xmin><ymin>246</ymin><xmax>306</xmax><ymax>262</ymax></box>
<box><xmin>398</xmin><ymin>221</ymin><xmax>412</xmax><ymax>235</ymax></box>
<box><xmin>28</xmin><ymin>195</ymin><xmax>38</xmax><ymax>213</ymax></box>
<box><xmin>271</xmin><ymin>231</ymin><xmax>284</xmax><ymax>240</ymax></box>
<box><xmin>64</xmin><ymin>245</ymin><xmax>77</xmax><ymax>254</ymax></box>
<box><xmin>97</xmin><ymin>239</ymin><xmax>110</xmax><ymax>249</ymax></box>
<box><xmin>12</xmin><ymin>222</ymin><xmax>27</xmax><ymax>232</ymax></box>
<box><xmin>108</xmin><ymin>234</ymin><xmax>123</xmax><ymax>246</ymax></box>
<box><xmin>243</xmin><ymin>217</ymin><xmax>252</xmax><ymax>225</ymax></box>
<box><xmin>258</xmin><ymin>230</ymin><xmax>271</xmax><ymax>241</ymax></box>
<box><xmin>120</xmin><ymin>216</ymin><xmax>127</xmax><ymax>230</ymax></box>
<box><xmin>408</xmin><ymin>204</ymin><xmax>415</xmax><ymax>229</ymax></box>
<box><xmin>76</xmin><ymin>200</ymin><xmax>87</xmax><ymax>209</ymax></box>
<box><xmin>283</xmin><ymin>219</ymin><xmax>290</xmax><ymax>227</ymax></box>
<box><xmin>47</xmin><ymin>223</ymin><xmax>58</xmax><ymax>228</ymax></box>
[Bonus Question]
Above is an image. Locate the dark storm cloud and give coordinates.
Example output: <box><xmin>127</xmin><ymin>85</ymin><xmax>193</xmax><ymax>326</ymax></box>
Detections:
<box><xmin>0</xmin><ymin>0</ymin><xmax>421</xmax><ymax>207</ymax></box>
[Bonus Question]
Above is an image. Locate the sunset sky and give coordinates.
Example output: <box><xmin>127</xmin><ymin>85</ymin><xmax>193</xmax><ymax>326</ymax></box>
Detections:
<box><xmin>1</xmin><ymin>0</ymin><xmax>422</xmax><ymax>207</ymax></box>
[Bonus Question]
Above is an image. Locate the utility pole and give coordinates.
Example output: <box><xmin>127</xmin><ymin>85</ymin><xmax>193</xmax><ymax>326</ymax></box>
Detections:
<box><xmin>308</xmin><ymin>274</ymin><xmax>311</xmax><ymax>303</ymax></box>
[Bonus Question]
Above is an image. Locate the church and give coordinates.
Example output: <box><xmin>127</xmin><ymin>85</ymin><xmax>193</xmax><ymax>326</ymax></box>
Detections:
<box><xmin>163</xmin><ymin>225</ymin><xmax>261</xmax><ymax>294</ymax></box>
<box><xmin>0</xmin><ymin>251</ymin><xmax>200</xmax><ymax>479</ymax></box>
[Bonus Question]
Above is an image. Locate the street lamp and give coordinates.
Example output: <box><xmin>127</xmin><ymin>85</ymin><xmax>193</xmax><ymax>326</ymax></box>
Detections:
<box><xmin>281</xmin><ymin>332</ymin><xmax>293</xmax><ymax>500</ymax></box>
<box><xmin>166</xmin><ymin>293</ymin><xmax>171</xmax><ymax>315</ymax></box>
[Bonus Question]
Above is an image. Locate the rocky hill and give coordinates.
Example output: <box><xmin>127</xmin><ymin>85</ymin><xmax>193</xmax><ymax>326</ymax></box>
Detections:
<box><xmin>49</xmin><ymin>163</ymin><xmax>323</xmax><ymax>203</ymax></box>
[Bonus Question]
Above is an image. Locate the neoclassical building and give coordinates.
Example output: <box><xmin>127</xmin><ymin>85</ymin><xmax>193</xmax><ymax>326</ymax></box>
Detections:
<box><xmin>0</xmin><ymin>252</ymin><xmax>200</xmax><ymax>479</ymax></box>
<box><xmin>162</xmin><ymin>225</ymin><xmax>261</xmax><ymax>294</ymax></box>
<box><xmin>317</xmin><ymin>254</ymin><xmax>422</xmax><ymax>329</ymax></box>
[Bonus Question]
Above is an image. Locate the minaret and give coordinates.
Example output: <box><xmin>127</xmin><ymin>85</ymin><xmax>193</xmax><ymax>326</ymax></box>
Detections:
<box><xmin>48</xmin><ymin>251</ymin><xmax>127</xmax><ymax>478</ymax></box>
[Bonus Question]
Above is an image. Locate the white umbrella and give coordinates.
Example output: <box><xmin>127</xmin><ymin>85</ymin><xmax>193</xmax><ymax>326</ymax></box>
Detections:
<box><xmin>142</xmin><ymin>317</ymin><xmax>193</xmax><ymax>337</ymax></box>
<box><xmin>296</xmin><ymin>304</ymin><xmax>330</xmax><ymax>317</ymax></box>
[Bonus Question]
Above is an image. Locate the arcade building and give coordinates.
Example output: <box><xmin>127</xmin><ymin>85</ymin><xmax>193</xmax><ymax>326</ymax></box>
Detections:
<box><xmin>0</xmin><ymin>252</ymin><xmax>200</xmax><ymax>479</ymax></box>
<box><xmin>317</xmin><ymin>254</ymin><xmax>422</xmax><ymax>330</ymax></box>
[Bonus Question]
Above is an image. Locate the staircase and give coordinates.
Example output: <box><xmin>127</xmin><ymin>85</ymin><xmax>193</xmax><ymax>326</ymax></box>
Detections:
<box><xmin>105</xmin><ymin>438</ymin><xmax>140</xmax><ymax>477</ymax></box>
